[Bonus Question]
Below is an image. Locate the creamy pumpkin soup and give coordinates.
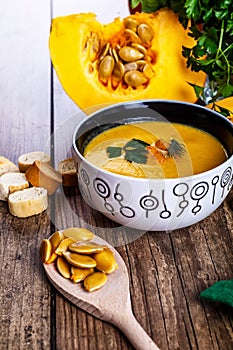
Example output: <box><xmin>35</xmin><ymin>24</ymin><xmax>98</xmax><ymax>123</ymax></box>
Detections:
<box><xmin>84</xmin><ymin>122</ymin><xmax>227</xmax><ymax>178</ymax></box>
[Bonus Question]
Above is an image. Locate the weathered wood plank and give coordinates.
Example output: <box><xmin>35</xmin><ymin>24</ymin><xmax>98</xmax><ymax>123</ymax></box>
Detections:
<box><xmin>0</xmin><ymin>1</ymin><xmax>51</xmax><ymax>160</ymax></box>
<box><xmin>0</xmin><ymin>1</ymin><xmax>51</xmax><ymax>350</ymax></box>
<box><xmin>50</xmin><ymin>195</ymin><xmax>233</xmax><ymax>350</ymax></box>
<box><xmin>50</xmin><ymin>1</ymin><xmax>233</xmax><ymax>349</ymax></box>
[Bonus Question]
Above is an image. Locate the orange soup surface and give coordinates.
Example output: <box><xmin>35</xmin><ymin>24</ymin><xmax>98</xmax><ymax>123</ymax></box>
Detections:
<box><xmin>84</xmin><ymin>122</ymin><xmax>227</xmax><ymax>178</ymax></box>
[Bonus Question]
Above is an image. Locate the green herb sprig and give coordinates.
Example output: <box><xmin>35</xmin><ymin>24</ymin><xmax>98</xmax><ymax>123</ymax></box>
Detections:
<box><xmin>107</xmin><ymin>138</ymin><xmax>150</xmax><ymax>164</ymax></box>
<box><xmin>106</xmin><ymin>138</ymin><xmax>186</xmax><ymax>163</ymax></box>
<box><xmin>130</xmin><ymin>0</ymin><xmax>233</xmax><ymax>117</ymax></box>
<box><xmin>167</xmin><ymin>139</ymin><xmax>186</xmax><ymax>158</ymax></box>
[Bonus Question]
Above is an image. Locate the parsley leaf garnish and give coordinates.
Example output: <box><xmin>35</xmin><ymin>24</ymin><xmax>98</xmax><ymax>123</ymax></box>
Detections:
<box><xmin>123</xmin><ymin>139</ymin><xmax>149</xmax><ymax>164</ymax></box>
<box><xmin>124</xmin><ymin>149</ymin><xmax>148</xmax><ymax>163</ymax></box>
<box><xmin>106</xmin><ymin>137</ymin><xmax>186</xmax><ymax>164</ymax></box>
<box><xmin>106</xmin><ymin>146</ymin><xmax>122</xmax><ymax>158</ymax></box>
<box><xmin>106</xmin><ymin>139</ymin><xmax>150</xmax><ymax>164</ymax></box>
<box><xmin>123</xmin><ymin>139</ymin><xmax>149</xmax><ymax>149</ymax></box>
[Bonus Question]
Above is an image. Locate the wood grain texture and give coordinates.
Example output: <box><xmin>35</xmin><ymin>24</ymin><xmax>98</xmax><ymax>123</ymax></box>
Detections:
<box><xmin>50</xmin><ymin>187</ymin><xmax>233</xmax><ymax>349</ymax></box>
<box><xmin>0</xmin><ymin>1</ymin><xmax>51</xmax><ymax>350</ymax></box>
<box><xmin>0</xmin><ymin>0</ymin><xmax>233</xmax><ymax>349</ymax></box>
<box><xmin>0</xmin><ymin>0</ymin><xmax>51</xmax><ymax>161</ymax></box>
<box><xmin>44</xmin><ymin>234</ymin><xmax>159</xmax><ymax>350</ymax></box>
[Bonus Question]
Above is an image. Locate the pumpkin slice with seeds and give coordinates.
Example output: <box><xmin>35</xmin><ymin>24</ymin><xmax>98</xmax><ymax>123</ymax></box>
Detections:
<box><xmin>49</xmin><ymin>9</ymin><xmax>206</xmax><ymax>110</ymax></box>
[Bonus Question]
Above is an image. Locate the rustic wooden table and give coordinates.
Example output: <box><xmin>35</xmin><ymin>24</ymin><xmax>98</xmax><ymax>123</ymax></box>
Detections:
<box><xmin>1</xmin><ymin>1</ymin><xmax>233</xmax><ymax>350</ymax></box>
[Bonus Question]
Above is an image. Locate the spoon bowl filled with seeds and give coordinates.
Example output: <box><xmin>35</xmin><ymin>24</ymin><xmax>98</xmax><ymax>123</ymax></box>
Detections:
<box><xmin>41</xmin><ymin>227</ymin><xmax>159</xmax><ymax>350</ymax></box>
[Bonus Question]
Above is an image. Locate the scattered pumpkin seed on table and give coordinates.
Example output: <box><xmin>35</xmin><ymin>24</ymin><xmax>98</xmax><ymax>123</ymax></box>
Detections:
<box><xmin>40</xmin><ymin>227</ymin><xmax>118</xmax><ymax>292</ymax></box>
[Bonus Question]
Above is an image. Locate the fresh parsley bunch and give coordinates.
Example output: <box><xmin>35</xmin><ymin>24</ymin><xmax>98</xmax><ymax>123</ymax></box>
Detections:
<box><xmin>131</xmin><ymin>0</ymin><xmax>233</xmax><ymax>115</ymax></box>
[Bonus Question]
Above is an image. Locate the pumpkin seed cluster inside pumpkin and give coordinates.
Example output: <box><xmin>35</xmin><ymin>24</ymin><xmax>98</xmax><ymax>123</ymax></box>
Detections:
<box><xmin>92</xmin><ymin>17</ymin><xmax>156</xmax><ymax>89</ymax></box>
<box><xmin>49</xmin><ymin>10</ymin><xmax>206</xmax><ymax>109</ymax></box>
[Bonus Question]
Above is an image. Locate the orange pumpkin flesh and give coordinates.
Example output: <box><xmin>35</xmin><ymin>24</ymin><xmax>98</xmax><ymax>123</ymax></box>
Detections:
<box><xmin>206</xmin><ymin>96</ymin><xmax>233</xmax><ymax>122</ymax></box>
<box><xmin>49</xmin><ymin>9</ymin><xmax>206</xmax><ymax>110</ymax></box>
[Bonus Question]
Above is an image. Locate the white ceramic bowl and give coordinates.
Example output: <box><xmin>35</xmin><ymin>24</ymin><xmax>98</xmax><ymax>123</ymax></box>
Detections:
<box><xmin>72</xmin><ymin>100</ymin><xmax>233</xmax><ymax>231</ymax></box>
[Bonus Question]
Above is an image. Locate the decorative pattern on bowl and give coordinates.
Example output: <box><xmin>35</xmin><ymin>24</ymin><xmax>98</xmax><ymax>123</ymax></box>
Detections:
<box><xmin>73</xmin><ymin>100</ymin><xmax>233</xmax><ymax>231</ymax></box>
<box><xmin>76</xmin><ymin>161</ymin><xmax>232</xmax><ymax>231</ymax></box>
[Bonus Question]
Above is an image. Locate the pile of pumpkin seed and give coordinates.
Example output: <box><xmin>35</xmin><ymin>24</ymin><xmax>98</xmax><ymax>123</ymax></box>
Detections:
<box><xmin>90</xmin><ymin>16</ymin><xmax>156</xmax><ymax>88</ymax></box>
<box><xmin>40</xmin><ymin>227</ymin><xmax>118</xmax><ymax>292</ymax></box>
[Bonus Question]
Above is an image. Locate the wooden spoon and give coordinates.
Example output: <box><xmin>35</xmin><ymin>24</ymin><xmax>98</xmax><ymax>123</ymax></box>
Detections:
<box><xmin>43</xmin><ymin>234</ymin><xmax>160</xmax><ymax>350</ymax></box>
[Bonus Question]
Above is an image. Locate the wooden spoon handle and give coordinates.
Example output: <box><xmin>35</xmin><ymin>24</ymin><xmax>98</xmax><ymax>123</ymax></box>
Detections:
<box><xmin>112</xmin><ymin>308</ymin><xmax>160</xmax><ymax>350</ymax></box>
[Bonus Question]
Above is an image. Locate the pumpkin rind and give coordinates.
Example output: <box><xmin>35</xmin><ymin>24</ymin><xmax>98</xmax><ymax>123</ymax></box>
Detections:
<box><xmin>49</xmin><ymin>9</ymin><xmax>206</xmax><ymax>110</ymax></box>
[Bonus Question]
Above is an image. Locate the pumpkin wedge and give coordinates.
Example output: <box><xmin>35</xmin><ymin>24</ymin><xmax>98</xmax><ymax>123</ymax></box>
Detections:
<box><xmin>206</xmin><ymin>96</ymin><xmax>233</xmax><ymax>122</ymax></box>
<box><xmin>49</xmin><ymin>9</ymin><xmax>206</xmax><ymax>110</ymax></box>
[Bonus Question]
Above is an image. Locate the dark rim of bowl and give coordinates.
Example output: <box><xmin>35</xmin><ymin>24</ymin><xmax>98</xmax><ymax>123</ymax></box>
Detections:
<box><xmin>72</xmin><ymin>99</ymin><xmax>233</xmax><ymax>180</ymax></box>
